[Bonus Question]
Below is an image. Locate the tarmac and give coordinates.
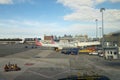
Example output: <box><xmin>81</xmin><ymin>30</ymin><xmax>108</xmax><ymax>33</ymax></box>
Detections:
<box><xmin>0</xmin><ymin>44</ymin><xmax>120</xmax><ymax>80</ymax></box>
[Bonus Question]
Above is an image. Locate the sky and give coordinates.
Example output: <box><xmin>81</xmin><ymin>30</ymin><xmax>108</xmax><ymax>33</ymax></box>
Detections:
<box><xmin>0</xmin><ymin>0</ymin><xmax>120</xmax><ymax>39</ymax></box>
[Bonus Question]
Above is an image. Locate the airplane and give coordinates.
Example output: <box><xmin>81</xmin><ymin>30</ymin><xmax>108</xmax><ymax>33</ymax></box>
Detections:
<box><xmin>19</xmin><ymin>38</ymin><xmax>25</xmax><ymax>44</ymax></box>
<box><xmin>35</xmin><ymin>38</ymin><xmax>58</xmax><ymax>47</ymax></box>
<box><xmin>35</xmin><ymin>38</ymin><xmax>100</xmax><ymax>50</ymax></box>
<box><xmin>35</xmin><ymin>38</ymin><xmax>76</xmax><ymax>50</ymax></box>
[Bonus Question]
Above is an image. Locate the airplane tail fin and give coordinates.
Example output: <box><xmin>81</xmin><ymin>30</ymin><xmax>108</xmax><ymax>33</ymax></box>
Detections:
<box><xmin>35</xmin><ymin>38</ymin><xmax>42</xmax><ymax>46</ymax></box>
<box><xmin>51</xmin><ymin>38</ymin><xmax>55</xmax><ymax>44</ymax></box>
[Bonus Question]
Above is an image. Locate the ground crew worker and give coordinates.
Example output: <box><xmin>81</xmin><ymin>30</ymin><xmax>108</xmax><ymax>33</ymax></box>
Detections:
<box><xmin>4</xmin><ymin>64</ymin><xmax>9</xmax><ymax>72</ymax></box>
<box><xmin>15</xmin><ymin>64</ymin><xmax>21</xmax><ymax>71</ymax></box>
<box><xmin>10</xmin><ymin>64</ymin><xmax>14</xmax><ymax>70</ymax></box>
<box><xmin>14</xmin><ymin>64</ymin><xmax>18</xmax><ymax>71</ymax></box>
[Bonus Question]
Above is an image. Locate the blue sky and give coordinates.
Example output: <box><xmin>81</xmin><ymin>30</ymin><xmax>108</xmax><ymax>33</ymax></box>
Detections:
<box><xmin>0</xmin><ymin>0</ymin><xmax>120</xmax><ymax>39</ymax></box>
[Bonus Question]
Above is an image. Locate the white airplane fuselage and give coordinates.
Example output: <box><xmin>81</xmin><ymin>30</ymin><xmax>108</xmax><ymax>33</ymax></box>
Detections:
<box><xmin>35</xmin><ymin>39</ymin><xmax>100</xmax><ymax>49</ymax></box>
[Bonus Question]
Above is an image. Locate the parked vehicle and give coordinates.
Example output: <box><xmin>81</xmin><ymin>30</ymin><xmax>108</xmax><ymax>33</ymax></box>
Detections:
<box><xmin>4</xmin><ymin>62</ymin><xmax>21</xmax><ymax>72</ymax></box>
<box><xmin>99</xmin><ymin>53</ymin><xmax>103</xmax><ymax>57</ymax></box>
<box><xmin>89</xmin><ymin>52</ymin><xmax>98</xmax><ymax>55</ymax></box>
<box><xmin>98</xmin><ymin>50</ymin><xmax>104</xmax><ymax>57</ymax></box>
<box><xmin>61</xmin><ymin>48</ymin><xmax>69</xmax><ymax>54</ymax></box>
<box><xmin>70</xmin><ymin>48</ymin><xmax>79</xmax><ymax>55</ymax></box>
<box><xmin>61</xmin><ymin>48</ymin><xmax>79</xmax><ymax>55</ymax></box>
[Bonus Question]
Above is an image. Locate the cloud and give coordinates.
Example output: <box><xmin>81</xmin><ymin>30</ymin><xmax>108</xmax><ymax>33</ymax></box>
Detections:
<box><xmin>0</xmin><ymin>19</ymin><xmax>98</xmax><ymax>38</ymax></box>
<box><xmin>57</xmin><ymin>0</ymin><xmax>94</xmax><ymax>10</ymax></box>
<box><xmin>57</xmin><ymin>0</ymin><xmax>99</xmax><ymax>22</ymax></box>
<box><xmin>96</xmin><ymin>0</ymin><xmax>106</xmax><ymax>4</ymax></box>
<box><xmin>104</xmin><ymin>9</ymin><xmax>120</xmax><ymax>22</ymax></box>
<box><xmin>0</xmin><ymin>18</ymin><xmax>119</xmax><ymax>38</ymax></box>
<box><xmin>57</xmin><ymin>0</ymin><xmax>120</xmax><ymax>32</ymax></box>
<box><xmin>57</xmin><ymin>0</ymin><xmax>120</xmax><ymax>22</ymax></box>
<box><xmin>0</xmin><ymin>0</ymin><xmax>13</xmax><ymax>4</ymax></box>
<box><xmin>0</xmin><ymin>0</ymin><xmax>33</xmax><ymax>4</ymax></box>
<box><xmin>64</xmin><ymin>7</ymin><xmax>100</xmax><ymax>22</ymax></box>
<box><xmin>0</xmin><ymin>19</ymin><xmax>66</xmax><ymax>38</ymax></box>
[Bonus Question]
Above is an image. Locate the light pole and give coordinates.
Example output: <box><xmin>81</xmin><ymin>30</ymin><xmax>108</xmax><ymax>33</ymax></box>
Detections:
<box><xmin>95</xmin><ymin>19</ymin><xmax>98</xmax><ymax>39</ymax></box>
<box><xmin>99</xmin><ymin>27</ymin><xmax>102</xmax><ymax>38</ymax></box>
<box><xmin>100</xmin><ymin>8</ymin><xmax>105</xmax><ymax>48</ymax></box>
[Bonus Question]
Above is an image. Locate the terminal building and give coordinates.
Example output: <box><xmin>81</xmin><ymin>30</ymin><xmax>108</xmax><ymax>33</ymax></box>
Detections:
<box><xmin>104</xmin><ymin>31</ymin><xmax>120</xmax><ymax>59</ymax></box>
<box><xmin>59</xmin><ymin>35</ymin><xmax>73</xmax><ymax>43</ymax></box>
<box><xmin>104</xmin><ymin>31</ymin><xmax>120</xmax><ymax>47</ymax></box>
<box><xmin>73</xmin><ymin>35</ymin><xmax>88</xmax><ymax>42</ymax></box>
<box><xmin>0</xmin><ymin>38</ymin><xmax>22</xmax><ymax>44</ymax></box>
<box><xmin>43</xmin><ymin>35</ymin><xmax>54</xmax><ymax>43</ymax></box>
<box><xmin>59</xmin><ymin>35</ymin><xmax>88</xmax><ymax>43</ymax></box>
<box><xmin>104</xmin><ymin>47</ymin><xmax>119</xmax><ymax>59</ymax></box>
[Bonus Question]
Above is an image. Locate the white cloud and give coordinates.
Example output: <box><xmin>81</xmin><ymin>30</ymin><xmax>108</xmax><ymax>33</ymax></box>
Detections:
<box><xmin>0</xmin><ymin>0</ymin><xmax>33</xmax><ymax>4</ymax></box>
<box><xmin>1</xmin><ymin>18</ymin><xmax>119</xmax><ymax>38</ymax></box>
<box><xmin>57</xmin><ymin>0</ymin><xmax>100</xmax><ymax>21</ymax></box>
<box><xmin>57</xmin><ymin>0</ymin><xmax>120</xmax><ymax>22</ymax></box>
<box><xmin>104</xmin><ymin>9</ymin><xmax>120</xmax><ymax>22</ymax></box>
<box><xmin>0</xmin><ymin>19</ymin><xmax>98</xmax><ymax>38</ymax></box>
<box><xmin>0</xmin><ymin>0</ymin><xmax>13</xmax><ymax>4</ymax></box>
<box><xmin>0</xmin><ymin>19</ymin><xmax>66</xmax><ymax>38</ymax></box>
<box><xmin>64</xmin><ymin>7</ymin><xmax>100</xmax><ymax>22</ymax></box>
<box><xmin>57</xmin><ymin>0</ymin><xmax>94</xmax><ymax>10</ymax></box>
<box><xmin>96</xmin><ymin>0</ymin><xmax>106</xmax><ymax>4</ymax></box>
<box><xmin>57</xmin><ymin>0</ymin><xmax>120</xmax><ymax>33</ymax></box>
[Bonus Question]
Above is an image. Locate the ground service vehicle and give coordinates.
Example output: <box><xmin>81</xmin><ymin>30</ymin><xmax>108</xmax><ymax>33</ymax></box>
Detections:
<box><xmin>61</xmin><ymin>48</ymin><xmax>79</xmax><ymax>55</ymax></box>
